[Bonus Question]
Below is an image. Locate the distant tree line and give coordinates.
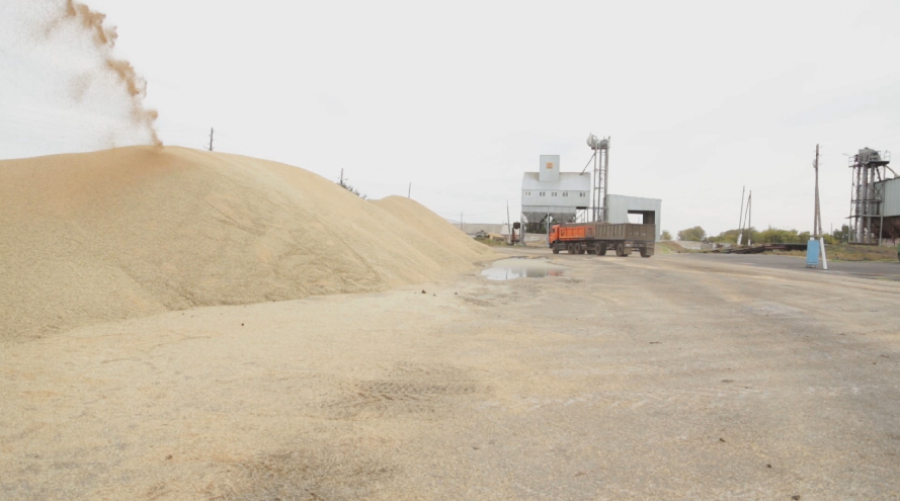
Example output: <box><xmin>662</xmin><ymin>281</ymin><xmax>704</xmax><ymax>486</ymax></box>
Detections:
<box><xmin>676</xmin><ymin>225</ymin><xmax>853</xmax><ymax>245</ymax></box>
<box><xmin>677</xmin><ymin>226</ymin><xmax>706</xmax><ymax>242</ymax></box>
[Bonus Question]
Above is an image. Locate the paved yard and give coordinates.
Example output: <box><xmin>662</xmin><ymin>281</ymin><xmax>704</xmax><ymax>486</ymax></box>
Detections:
<box><xmin>3</xmin><ymin>249</ymin><xmax>899</xmax><ymax>500</ymax></box>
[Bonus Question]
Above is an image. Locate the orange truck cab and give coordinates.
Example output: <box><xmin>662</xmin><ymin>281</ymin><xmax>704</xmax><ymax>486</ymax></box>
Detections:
<box><xmin>549</xmin><ymin>224</ymin><xmax>587</xmax><ymax>245</ymax></box>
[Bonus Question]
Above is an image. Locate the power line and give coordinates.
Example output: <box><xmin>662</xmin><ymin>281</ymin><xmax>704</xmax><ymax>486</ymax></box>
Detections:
<box><xmin>438</xmin><ymin>208</ymin><xmax>506</xmax><ymax>219</ymax></box>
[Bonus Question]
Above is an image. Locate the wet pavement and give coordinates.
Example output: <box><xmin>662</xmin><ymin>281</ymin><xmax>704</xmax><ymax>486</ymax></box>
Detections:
<box><xmin>481</xmin><ymin>258</ymin><xmax>566</xmax><ymax>281</ymax></box>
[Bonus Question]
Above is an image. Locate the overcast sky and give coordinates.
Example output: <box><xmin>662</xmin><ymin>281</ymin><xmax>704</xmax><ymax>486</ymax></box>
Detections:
<box><xmin>3</xmin><ymin>0</ymin><xmax>900</xmax><ymax>235</ymax></box>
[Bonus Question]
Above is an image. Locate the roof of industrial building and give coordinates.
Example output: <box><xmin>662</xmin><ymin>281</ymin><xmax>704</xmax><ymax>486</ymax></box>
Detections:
<box><xmin>521</xmin><ymin>172</ymin><xmax>592</xmax><ymax>191</ymax></box>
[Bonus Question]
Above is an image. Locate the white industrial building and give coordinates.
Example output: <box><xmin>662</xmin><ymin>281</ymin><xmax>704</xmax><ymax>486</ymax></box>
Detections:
<box><xmin>521</xmin><ymin>155</ymin><xmax>591</xmax><ymax>226</ymax></box>
<box><xmin>521</xmin><ymin>149</ymin><xmax>663</xmax><ymax>241</ymax></box>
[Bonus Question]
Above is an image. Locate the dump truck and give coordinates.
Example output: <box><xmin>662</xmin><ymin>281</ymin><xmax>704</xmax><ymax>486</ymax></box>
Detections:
<box><xmin>549</xmin><ymin>222</ymin><xmax>656</xmax><ymax>257</ymax></box>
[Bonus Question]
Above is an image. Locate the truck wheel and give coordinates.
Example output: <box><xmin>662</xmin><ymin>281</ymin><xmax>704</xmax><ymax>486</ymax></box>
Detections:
<box><xmin>567</xmin><ymin>244</ymin><xmax>575</xmax><ymax>254</ymax></box>
<box><xmin>552</xmin><ymin>244</ymin><xmax>559</xmax><ymax>254</ymax></box>
<box><xmin>616</xmin><ymin>243</ymin><xmax>627</xmax><ymax>257</ymax></box>
<box><xmin>598</xmin><ymin>244</ymin><xmax>607</xmax><ymax>256</ymax></box>
<box><xmin>577</xmin><ymin>245</ymin><xmax>586</xmax><ymax>255</ymax></box>
<box><xmin>640</xmin><ymin>247</ymin><xmax>651</xmax><ymax>258</ymax></box>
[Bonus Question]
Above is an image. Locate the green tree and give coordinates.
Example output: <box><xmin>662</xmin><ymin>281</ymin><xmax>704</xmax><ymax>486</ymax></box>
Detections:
<box><xmin>753</xmin><ymin>227</ymin><xmax>810</xmax><ymax>244</ymax></box>
<box><xmin>661</xmin><ymin>230</ymin><xmax>672</xmax><ymax>241</ymax></box>
<box><xmin>708</xmin><ymin>227</ymin><xmax>758</xmax><ymax>244</ymax></box>
<box><xmin>677</xmin><ymin>226</ymin><xmax>706</xmax><ymax>242</ymax></box>
<box><xmin>707</xmin><ymin>226</ymin><xmax>838</xmax><ymax>245</ymax></box>
<box><xmin>832</xmin><ymin>224</ymin><xmax>850</xmax><ymax>243</ymax></box>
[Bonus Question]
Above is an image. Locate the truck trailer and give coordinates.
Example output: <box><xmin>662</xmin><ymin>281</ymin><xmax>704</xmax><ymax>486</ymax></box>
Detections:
<box><xmin>550</xmin><ymin>222</ymin><xmax>656</xmax><ymax>258</ymax></box>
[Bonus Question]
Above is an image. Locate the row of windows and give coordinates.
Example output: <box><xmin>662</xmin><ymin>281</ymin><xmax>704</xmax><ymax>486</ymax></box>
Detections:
<box><xmin>524</xmin><ymin>191</ymin><xmax>587</xmax><ymax>198</ymax></box>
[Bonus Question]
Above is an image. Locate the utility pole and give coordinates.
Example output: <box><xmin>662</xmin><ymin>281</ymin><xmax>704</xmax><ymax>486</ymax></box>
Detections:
<box><xmin>408</xmin><ymin>182</ymin><xmax>411</xmax><ymax>198</ymax></box>
<box><xmin>738</xmin><ymin>190</ymin><xmax>752</xmax><ymax>244</ymax></box>
<box><xmin>746</xmin><ymin>191</ymin><xmax>752</xmax><ymax>245</ymax></box>
<box><xmin>506</xmin><ymin>200</ymin><xmax>512</xmax><ymax>245</ymax></box>
<box><xmin>813</xmin><ymin>144</ymin><xmax>822</xmax><ymax>238</ymax></box>
<box><xmin>737</xmin><ymin>185</ymin><xmax>746</xmax><ymax>245</ymax></box>
<box><xmin>208</xmin><ymin>128</ymin><xmax>214</xmax><ymax>152</ymax></box>
<box><xmin>813</xmin><ymin>144</ymin><xmax>819</xmax><ymax>238</ymax></box>
<box><xmin>809</xmin><ymin>144</ymin><xmax>828</xmax><ymax>269</ymax></box>
<box><xmin>340</xmin><ymin>168</ymin><xmax>344</xmax><ymax>187</ymax></box>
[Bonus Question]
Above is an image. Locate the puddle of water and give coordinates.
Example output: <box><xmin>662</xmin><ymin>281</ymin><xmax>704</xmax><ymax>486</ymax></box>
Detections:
<box><xmin>481</xmin><ymin>258</ymin><xmax>566</xmax><ymax>281</ymax></box>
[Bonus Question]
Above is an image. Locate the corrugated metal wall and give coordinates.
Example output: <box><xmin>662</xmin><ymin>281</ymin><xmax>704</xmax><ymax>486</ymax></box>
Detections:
<box><xmin>883</xmin><ymin>178</ymin><xmax>900</xmax><ymax>217</ymax></box>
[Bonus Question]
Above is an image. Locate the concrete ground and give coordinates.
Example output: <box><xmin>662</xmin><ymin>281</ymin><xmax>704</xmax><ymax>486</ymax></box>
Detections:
<box><xmin>3</xmin><ymin>248</ymin><xmax>900</xmax><ymax>500</ymax></box>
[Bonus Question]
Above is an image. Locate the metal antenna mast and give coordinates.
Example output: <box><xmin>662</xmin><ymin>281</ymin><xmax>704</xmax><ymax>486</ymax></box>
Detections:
<box><xmin>848</xmin><ymin>147</ymin><xmax>891</xmax><ymax>244</ymax></box>
<box><xmin>586</xmin><ymin>134</ymin><xmax>610</xmax><ymax>222</ymax></box>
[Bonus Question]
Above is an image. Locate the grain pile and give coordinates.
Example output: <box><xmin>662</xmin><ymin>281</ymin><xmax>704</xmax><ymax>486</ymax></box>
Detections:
<box><xmin>0</xmin><ymin>146</ymin><xmax>496</xmax><ymax>339</ymax></box>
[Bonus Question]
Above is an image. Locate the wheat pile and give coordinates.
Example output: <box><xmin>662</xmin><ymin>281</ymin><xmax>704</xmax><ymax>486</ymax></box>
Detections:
<box><xmin>0</xmin><ymin>146</ymin><xmax>495</xmax><ymax>339</ymax></box>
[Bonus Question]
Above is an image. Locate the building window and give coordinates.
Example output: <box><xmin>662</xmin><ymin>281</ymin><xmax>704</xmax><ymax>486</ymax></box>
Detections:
<box><xmin>551</xmin><ymin>192</ymin><xmax>557</xmax><ymax>197</ymax></box>
<box><xmin>539</xmin><ymin>192</ymin><xmax>545</xmax><ymax>196</ymax></box>
<box><xmin>562</xmin><ymin>192</ymin><xmax>568</xmax><ymax>197</ymax></box>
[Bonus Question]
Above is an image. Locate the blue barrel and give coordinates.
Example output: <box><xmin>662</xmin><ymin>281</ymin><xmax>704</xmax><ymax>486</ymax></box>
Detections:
<box><xmin>806</xmin><ymin>239</ymin><xmax>820</xmax><ymax>268</ymax></box>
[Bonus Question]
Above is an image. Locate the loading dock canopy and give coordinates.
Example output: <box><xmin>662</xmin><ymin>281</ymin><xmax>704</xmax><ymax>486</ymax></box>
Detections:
<box><xmin>606</xmin><ymin>194</ymin><xmax>662</xmax><ymax>241</ymax></box>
